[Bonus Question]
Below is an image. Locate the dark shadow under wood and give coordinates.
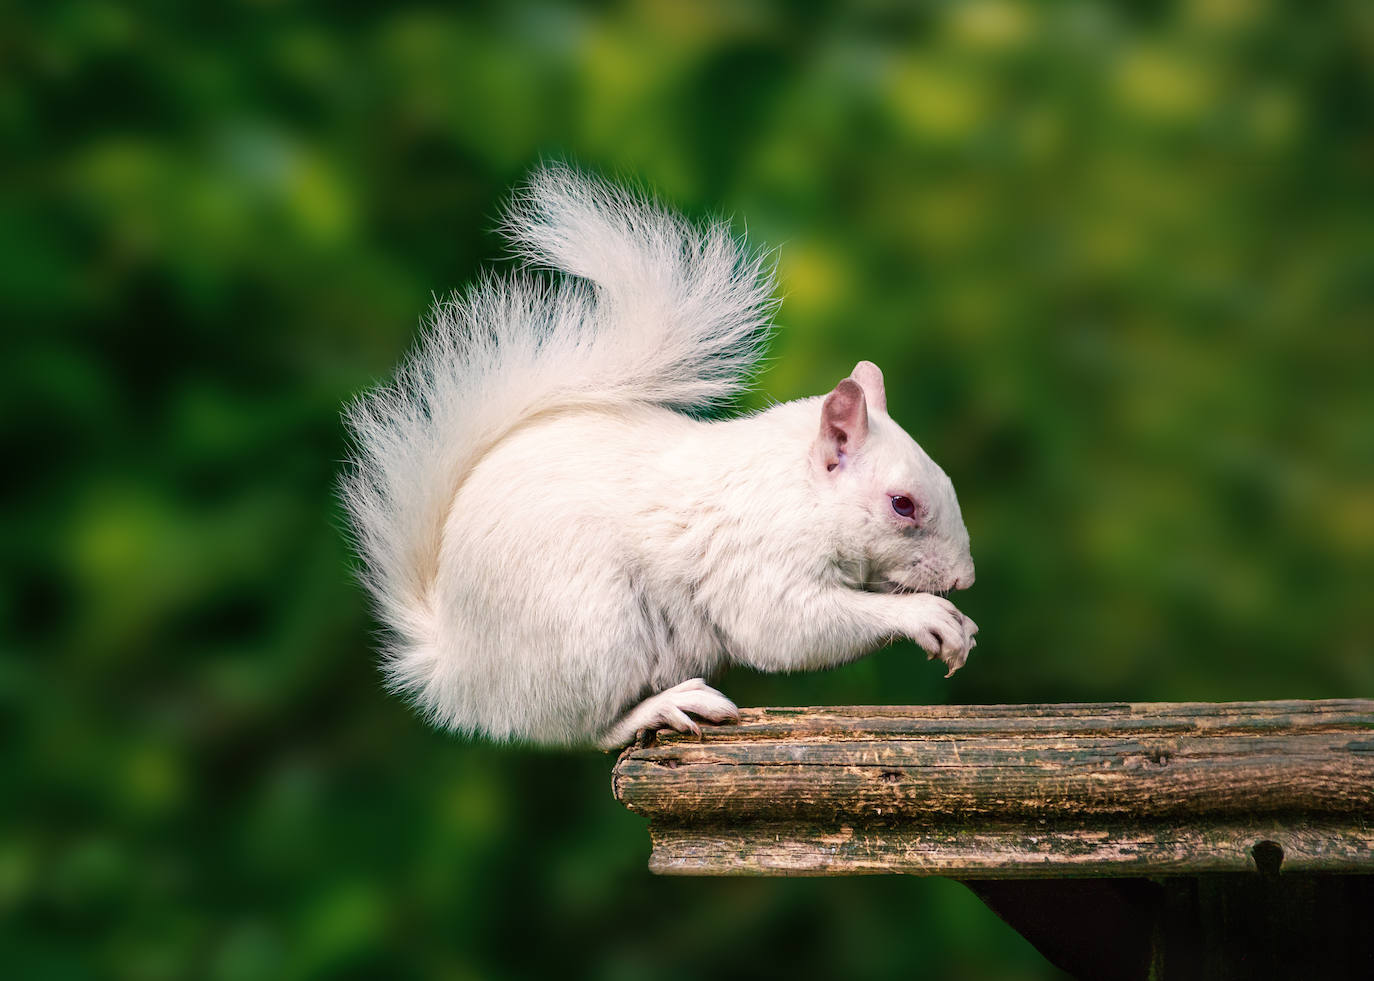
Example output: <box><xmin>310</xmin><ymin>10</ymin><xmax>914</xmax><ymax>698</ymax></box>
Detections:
<box><xmin>965</xmin><ymin>874</ymin><xmax>1374</xmax><ymax>981</ymax></box>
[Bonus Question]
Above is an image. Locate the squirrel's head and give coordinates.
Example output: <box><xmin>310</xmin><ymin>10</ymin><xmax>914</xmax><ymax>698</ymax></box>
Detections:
<box><xmin>811</xmin><ymin>361</ymin><xmax>975</xmax><ymax>595</ymax></box>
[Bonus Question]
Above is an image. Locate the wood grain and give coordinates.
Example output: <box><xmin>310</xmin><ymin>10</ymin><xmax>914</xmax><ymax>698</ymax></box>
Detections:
<box><xmin>646</xmin><ymin>821</ymin><xmax>1374</xmax><ymax>877</ymax></box>
<box><xmin>611</xmin><ymin>700</ymin><xmax>1374</xmax><ymax>877</ymax></box>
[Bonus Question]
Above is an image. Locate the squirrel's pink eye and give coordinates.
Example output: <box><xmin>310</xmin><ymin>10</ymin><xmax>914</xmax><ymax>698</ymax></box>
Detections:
<box><xmin>891</xmin><ymin>495</ymin><xmax>916</xmax><ymax>518</ymax></box>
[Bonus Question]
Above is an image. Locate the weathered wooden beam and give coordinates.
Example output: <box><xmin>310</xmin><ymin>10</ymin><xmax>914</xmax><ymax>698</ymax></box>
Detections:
<box><xmin>612</xmin><ymin>700</ymin><xmax>1374</xmax><ymax>878</ymax></box>
<box><xmin>645</xmin><ymin>820</ymin><xmax>1374</xmax><ymax>877</ymax></box>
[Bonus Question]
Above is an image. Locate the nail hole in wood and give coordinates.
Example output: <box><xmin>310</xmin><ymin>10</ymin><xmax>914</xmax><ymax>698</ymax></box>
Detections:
<box><xmin>1251</xmin><ymin>839</ymin><xmax>1284</xmax><ymax>877</ymax></box>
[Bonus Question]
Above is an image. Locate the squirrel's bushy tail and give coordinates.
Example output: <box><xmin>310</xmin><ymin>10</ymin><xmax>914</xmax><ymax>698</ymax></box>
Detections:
<box><xmin>341</xmin><ymin>165</ymin><xmax>778</xmax><ymax>686</ymax></box>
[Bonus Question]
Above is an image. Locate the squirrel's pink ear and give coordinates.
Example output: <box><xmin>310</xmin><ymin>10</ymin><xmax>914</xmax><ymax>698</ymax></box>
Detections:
<box><xmin>814</xmin><ymin>378</ymin><xmax>869</xmax><ymax>472</ymax></box>
<box><xmin>850</xmin><ymin>361</ymin><xmax>886</xmax><ymax>414</ymax></box>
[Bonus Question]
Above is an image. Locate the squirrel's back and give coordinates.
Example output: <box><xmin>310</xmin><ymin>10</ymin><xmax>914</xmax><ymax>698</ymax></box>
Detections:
<box><xmin>340</xmin><ymin>165</ymin><xmax>778</xmax><ymax>715</ymax></box>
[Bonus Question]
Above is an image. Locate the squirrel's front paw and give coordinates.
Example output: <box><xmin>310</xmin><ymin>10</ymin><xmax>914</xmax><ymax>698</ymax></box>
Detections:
<box><xmin>911</xmin><ymin>596</ymin><xmax>978</xmax><ymax>678</ymax></box>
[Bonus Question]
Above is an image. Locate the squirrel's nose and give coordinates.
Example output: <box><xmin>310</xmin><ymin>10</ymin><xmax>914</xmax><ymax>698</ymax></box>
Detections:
<box><xmin>952</xmin><ymin>571</ymin><xmax>975</xmax><ymax>590</ymax></box>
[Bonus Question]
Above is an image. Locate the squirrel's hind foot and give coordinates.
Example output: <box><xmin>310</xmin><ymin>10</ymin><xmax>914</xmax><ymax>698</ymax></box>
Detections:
<box><xmin>598</xmin><ymin>678</ymin><xmax>740</xmax><ymax>750</ymax></box>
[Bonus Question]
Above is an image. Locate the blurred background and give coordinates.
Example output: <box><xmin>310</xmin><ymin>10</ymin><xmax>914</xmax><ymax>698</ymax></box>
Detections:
<box><xmin>5</xmin><ymin>0</ymin><xmax>1372</xmax><ymax>977</ymax></box>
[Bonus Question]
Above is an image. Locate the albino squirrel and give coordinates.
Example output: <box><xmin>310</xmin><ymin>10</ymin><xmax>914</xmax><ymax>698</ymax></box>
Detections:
<box><xmin>342</xmin><ymin>166</ymin><xmax>977</xmax><ymax>749</ymax></box>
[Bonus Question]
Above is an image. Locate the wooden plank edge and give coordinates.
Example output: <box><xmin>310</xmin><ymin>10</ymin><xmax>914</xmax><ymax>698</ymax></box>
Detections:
<box><xmin>645</xmin><ymin>820</ymin><xmax>1374</xmax><ymax>878</ymax></box>
<box><xmin>645</xmin><ymin>699</ymin><xmax>1374</xmax><ymax>745</ymax></box>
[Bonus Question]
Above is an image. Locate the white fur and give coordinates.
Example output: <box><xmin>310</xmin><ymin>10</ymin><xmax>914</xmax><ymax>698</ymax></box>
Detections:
<box><xmin>341</xmin><ymin>165</ymin><xmax>977</xmax><ymax>748</ymax></box>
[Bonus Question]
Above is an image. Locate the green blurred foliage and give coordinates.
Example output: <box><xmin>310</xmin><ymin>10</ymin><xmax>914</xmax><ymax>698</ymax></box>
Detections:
<box><xmin>4</xmin><ymin>0</ymin><xmax>1372</xmax><ymax>977</ymax></box>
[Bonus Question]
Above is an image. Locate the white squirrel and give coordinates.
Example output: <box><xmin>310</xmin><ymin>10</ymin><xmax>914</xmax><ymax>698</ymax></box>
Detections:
<box><xmin>342</xmin><ymin>165</ymin><xmax>978</xmax><ymax>749</ymax></box>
